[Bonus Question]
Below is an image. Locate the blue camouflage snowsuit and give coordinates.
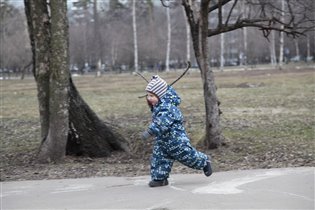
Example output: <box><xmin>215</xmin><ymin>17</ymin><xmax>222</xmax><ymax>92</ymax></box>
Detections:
<box><xmin>147</xmin><ymin>86</ymin><xmax>209</xmax><ymax>181</ymax></box>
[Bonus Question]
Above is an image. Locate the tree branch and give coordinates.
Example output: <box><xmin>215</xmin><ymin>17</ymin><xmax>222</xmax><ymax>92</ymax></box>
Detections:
<box><xmin>182</xmin><ymin>0</ymin><xmax>196</xmax><ymax>26</ymax></box>
<box><xmin>224</xmin><ymin>0</ymin><xmax>238</xmax><ymax>26</ymax></box>
<box><xmin>208</xmin><ymin>17</ymin><xmax>308</xmax><ymax>38</ymax></box>
<box><xmin>209</xmin><ymin>0</ymin><xmax>232</xmax><ymax>13</ymax></box>
<box><xmin>218</xmin><ymin>0</ymin><xmax>223</xmax><ymax>28</ymax></box>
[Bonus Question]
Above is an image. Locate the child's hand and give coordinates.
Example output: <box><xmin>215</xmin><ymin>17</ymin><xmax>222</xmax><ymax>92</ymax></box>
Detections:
<box><xmin>141</xmin><ymin>130</ymin><xmax>151</xmax><ymax>140</ymax></box>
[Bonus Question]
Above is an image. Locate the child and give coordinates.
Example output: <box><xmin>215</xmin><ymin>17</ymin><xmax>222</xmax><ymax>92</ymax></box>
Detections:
<box><xmin>142</xmin><ymin>75</ymin><xmax>212</xmax><ymax>187</ymax></box>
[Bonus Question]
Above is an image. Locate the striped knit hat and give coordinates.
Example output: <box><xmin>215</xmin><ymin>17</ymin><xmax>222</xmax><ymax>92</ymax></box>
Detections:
<box><xmin>145</xmin><ymin>75</ymin><xmax>168</xmax><ymax>99</ymax></box>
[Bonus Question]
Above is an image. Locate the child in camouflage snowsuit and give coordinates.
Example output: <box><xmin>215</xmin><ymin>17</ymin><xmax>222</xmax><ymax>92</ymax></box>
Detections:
<box><xmin>142</xmin><ymin>75</ymin><xmax>212</xmax><ymax>187</ymax></box>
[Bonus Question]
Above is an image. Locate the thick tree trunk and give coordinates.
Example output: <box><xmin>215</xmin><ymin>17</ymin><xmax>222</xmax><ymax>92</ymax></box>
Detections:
<box><xmin>38</xmin><ymin>0</ymin><xmax>69</xmax><ymax>162</ymax></box>
<box><xmin>67</xmin><ymin>79</ymin><xmax>129</xmax><ymax>157</ymax></box>
<box><xmin>24</xmin><ymin>0</ymin><xmax>51</xmax><ymax>140</ymax></box>
<box><xmin>25</xmin><ymin>0</ymin><xmax>129</xmax><ymax>162</ymax></box>
<box><xmin>199</xmin><ymin>1</ymin><xmax>222</xmax><ymax>149</ymax></box>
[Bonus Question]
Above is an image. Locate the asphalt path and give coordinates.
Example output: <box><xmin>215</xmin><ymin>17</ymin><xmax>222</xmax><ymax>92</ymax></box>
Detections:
<box><xmin>1</xmin><ymin>167</ymin><xmax>314</xmax><ymax>209</ymax></box>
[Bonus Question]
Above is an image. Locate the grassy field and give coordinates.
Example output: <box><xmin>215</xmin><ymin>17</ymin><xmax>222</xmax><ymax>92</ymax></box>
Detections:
<box><xmin>1</xmin><ymin>65</ymin><xmax>314</xmax><ymax>181</ymax></box>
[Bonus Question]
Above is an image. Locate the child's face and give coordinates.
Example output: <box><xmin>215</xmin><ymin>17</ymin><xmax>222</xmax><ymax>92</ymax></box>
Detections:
<box><xmin>146</xmin><ymin>92</ymin><xmax>159</xmax><ymax>106</ymax></box>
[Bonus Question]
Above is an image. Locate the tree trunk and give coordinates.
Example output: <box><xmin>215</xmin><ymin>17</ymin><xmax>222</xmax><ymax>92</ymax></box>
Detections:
<box><xmin>111</xmin><ymin>39</ymin><xmax>117</xmax><ymax>69</ymax></box>
<box><xmin>182</xmin><ymin>6</ymin><xmax>191</xmax><ymax>62</ymax></box>
<box><xmin>24</xmin><ymin>0</ymin><xmax>51</xmax><ymax>140</ymax></box>
<box><xmin>148</xmin><ymin>1</ymin><xmax>158</xmax><ymax>66</ymax></box>
<box><xmin>294</xmin><ymin>39</ymin><xmax>300</xmax><ymax>58</ymax></box>
<box><xmin>38</xmin><ymin>0</ymin><xmax>69</xmax><ymax>162</ymax></box>
<box><xmin>243</xmin><ymin>28</ymin><xmax>247</xmax><ymax>67</ymax></box>
<box><xmin>185</xmin><ymin>0</ymin><xmax>223</xmax><ymax>149</ymax></box>
<box><xmin>165</xmin><ymin>5</ymin><xmax>171</xmax><ymax>72</ymax></box>
<box><xmin>306</xmin><ymin>35</ymin><xmax>311</xmax><ymax>62</ymax></box>
<box><xmin>200</xmin><ymin>1</ymin><xmax>222</xmax><ymax>149</ymax></box>
<box><xmin>220</xmin><ymin>32</ymin><xmax>225</xmax><ymax>71</ymax></box>
<box><xmin>269</xmin><ymin>31</ymin><xmax>277</xmax><ymax>66</ymax></box>
<box><xmin>93</xmin><ymin>0</ymin><xmax>102</xmax><ymax>77</ymax></box>
<box><xmin>241</xmin><ymin>2</ymin><xmax>248</xmax><ymax>69</ymax></box>
<box><xmin>24</xmin><ymin>0</ymin><xmax>129</xmax><ymax>162</ymax></box>
<box><xmin>20</xmin><ymin>62</ymin><xmax>32</xmax><ymax>80</ymax></box>
<box><xmin>220</xmin><ymin>6</ymin><xmax>224</xmax><ymax>71</ymax></box>
<box><xmin>132</xmin><ymin>0</ymin><xmax>139</xmax><ymax>72</ymax></box>
<box><xmin>278</xmin><ymin>0</ymin><xmax>285</xmax><ymax>68</ymax></box>
<box><xmin>67</xmin><ymin>78</ymin><xmax>129</xmax><ymax>156</ymax></box>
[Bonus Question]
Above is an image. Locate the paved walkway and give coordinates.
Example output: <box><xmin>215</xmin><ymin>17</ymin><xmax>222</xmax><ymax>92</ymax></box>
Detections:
<box><xmin>1</xmin><ymin>167</ymin><xmax>314</xmax><ymax>209</ymax></box>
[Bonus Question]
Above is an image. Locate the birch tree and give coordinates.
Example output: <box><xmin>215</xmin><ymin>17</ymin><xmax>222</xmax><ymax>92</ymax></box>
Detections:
<box><xmin>241</xmin><ymin>1</ymin><xmax>247</xmax><ymax>68</ymax></box>
<box><xmin>278</xmin><ymin>0</ymin><xmax>285</xmax><ymax>68</ymax></box>
<box><xmin>219</xmin><ymin>6</ymin><xmax>224</xmax><ymax>71</ymax></box>
<box><xmin>242</xmin><ymin>27</ymin><xmax>247</xmax><ymax>67</ymax></box>
<box><xmin>93</xmin><ymin>0</ymin><xmax>103</xmax><ymax>77</ymax></box>
<box><xmin>182</xmin><ymin>6</ymin><xmax>191</xmax><ymax>62</ymax></box>
<box><xmin>269</xmin><ymin>31</ymin><xmax>277</xmax><ymax>66</ymax></box>
<box><xmin>306</xmin><ymin>35</ymin><xmax>311</xmax><ymax>62</ymax></box>
<box><xmin>293</xmin><ymin>39</ymin><xmax>300</xmax><ymax>60</ymax></box>
<box><xmin>132</xmin><ymin>0</ymin><xmax>139</xmax><ymax>72</ymax></box>
<box><xmin>165</xmin><ymin>4</ymin><xmax>171</xmax><ymax>72</ymax></box>
<box><xmin>220</xmin><ymin>32</ymin><xmax>224</xmax><ymax>70</ymax></box>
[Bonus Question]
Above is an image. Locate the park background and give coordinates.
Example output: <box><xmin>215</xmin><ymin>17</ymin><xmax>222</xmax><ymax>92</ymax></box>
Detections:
<box><xmin>1</xmin><ymin>0</ymin><xmax>314</xmax><ymax>181</ymax></box>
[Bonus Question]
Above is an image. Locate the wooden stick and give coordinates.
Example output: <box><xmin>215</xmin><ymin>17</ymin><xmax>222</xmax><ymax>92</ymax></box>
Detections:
<box><xmin>136</xmin><ymin>71</ymin><xmax>149</xmax><ymax>83</ymax></box>
<box><xmin>138</xmin><ymin>61</ymin><xmax>191</xmax><ymax>99</ymax></box>
<box><xmin>169</xmin><ymin>61</ymin><xmax>191</xmax><ymax>86</ymax></box>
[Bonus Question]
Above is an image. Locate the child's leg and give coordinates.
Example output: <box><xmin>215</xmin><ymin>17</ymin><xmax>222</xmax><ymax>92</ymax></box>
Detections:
<box><xmin>150</xmin><ymin>141</ymin><xmax>174</xmax><ymax>181</ymax></box>
<box><xmin>168</xmin><ymin>140</ymin><xmax>208</xmax><ymax>170</ymax></box>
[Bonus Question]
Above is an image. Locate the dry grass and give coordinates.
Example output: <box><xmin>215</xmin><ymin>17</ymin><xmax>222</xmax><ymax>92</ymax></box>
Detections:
<box><xmin>1</xmin><ymin>66</ymin><xmax>314</xmax><ymax>181</ymax></box>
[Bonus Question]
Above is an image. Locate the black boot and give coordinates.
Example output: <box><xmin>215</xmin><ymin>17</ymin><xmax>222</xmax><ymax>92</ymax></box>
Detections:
<box><xmin>203</xmin><ymin>160</ymin><xmax>213</xmax><ymax>177</ymax></box>
<box><xmin>148</xmin><ymin>179</ymin><xmax>169</xmax><ymax>187</ymax></box>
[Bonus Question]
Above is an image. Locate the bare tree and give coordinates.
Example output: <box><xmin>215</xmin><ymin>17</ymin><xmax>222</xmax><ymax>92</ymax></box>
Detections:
<box><xmin>0</xmin><ymin>2</ymin><xmax>31</xmax><ymax>78</ymax></box>
<box><xmin>165</xmin><ymin>4</ymin><xmax>171</xmax><ymax>71</ymax></box>
<box><xmin>93</xmin><ymin>0</ymin><xmax>103</xmax><ymax>77</ymax></box>
<box><xmin>132</xmin><ymin>0</ymin><xmax>139</xmax><ymax>72</ymax></box>
<box><xmin>182</xmin><ymin>6</ymin><xmax>191</xmax><ymax>62</ymax></box>
<box><xmin>219</xmin><ymin>6</ymin><xmax>225</xmax><ymax>71</ymax></box>
<box><xmin>241</xmin><ymin>1</ymin><xmax>248</xmax><ymax>68</ymax></box>
<box><xmin>306</xmin><ymin>35</ymin><xmax>311</xmax><ymax>62</ymax></box>
<box><xmin>293</xmin><ymin>38</ymin><xmax>300</xmax><ymax>60</ymax></box>
<box><xmin>5</xmin><ymin>1</ymin><xmax>312</xmax><ymax>71</ymax></box>
<box><xmin>219</xmin><ymin>32</ymin><xmax>225</xmax><ymax>70</ymax></box>
<box><xmin>69</xmin><ymin>0</ymin><xmax>92</xmax><ymax>73</ymax></box>
<box><xmin>181</xmin><ymin>0</ymin><xmax>314</xmax><ymax>149</ymax></box>
<box><xmin>269</xmin><ymin>30</ymin><xmax>277</xmax><ymax>65</ymax></box>
<box><xmin>24</xmin><ymin>0</ymin><xmax>129</xmax><ymax>163</ymax></box>
<box><xmin>148</xmin><ymin>0</ymin><xmax>159</xmax><ymax>65</ymax></box>
<box><xmin>278</xmin><ymin>0</ymin><xmax>285</xmax><ymax>67</ymax></box>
